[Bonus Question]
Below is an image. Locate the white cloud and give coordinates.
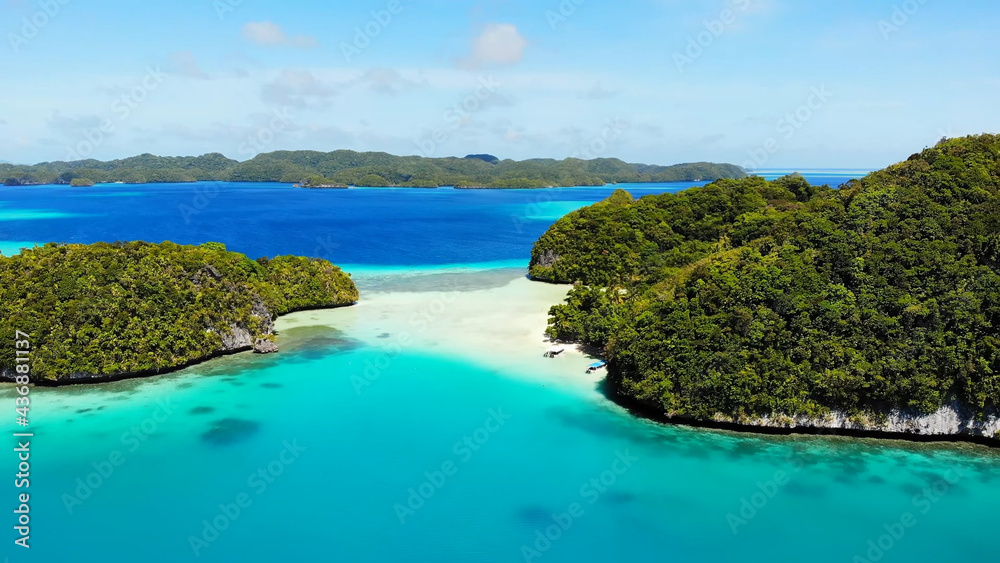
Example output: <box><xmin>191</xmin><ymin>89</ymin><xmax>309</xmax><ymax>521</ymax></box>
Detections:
<box><xmin>462</xmin><ymin>23</ymin><xmax>527</xmax><ymax>68</ymax></box>
<box><xmin>582</xmin><ymin>82</ymin><xmax>616</xmax><ymax>100</ymax></box>
<box><xmin>47</xmin><ymin>112</ymin><xmax>104</xmax><ymax>138</ymax></box>
<box><xmin>168</xmin><ymin>51</ymin><xmax>210</xmax><ymax>80</ymax></box>
<box><xmin>260</xmin><ymin>70</ymin><xmax>338</xmax><ymax>109</ymax></box>
<box><xmin>356</xmin><ymin>68</ymin><xmax>424</xmax><ymax>96</ymax></box>
<box><xmin>243</xmin><ymin>22</ymin><xmax>318</xmax><ymax>49</ymax></box>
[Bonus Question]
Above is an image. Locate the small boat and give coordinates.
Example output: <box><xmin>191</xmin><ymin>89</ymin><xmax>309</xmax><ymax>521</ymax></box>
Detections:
<box><xmin>544</xmin><ymin>345</ymin><xmax>565</xmax><ymax>358</ymax></box>
<box><xmin>586</xmin><ymin>361</ymin><xmax>607</xmax><ymax>373</ymax></box>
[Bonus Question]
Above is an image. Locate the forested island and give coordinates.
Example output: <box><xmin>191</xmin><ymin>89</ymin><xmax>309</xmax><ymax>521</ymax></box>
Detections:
<box><xmin>0</xmin><ymin>242</ymin><xmax>358</xmax><ymax>384</ymax></box>
<box><xmin>0</xmin><ymin>150</ymin><xmax>745</xmax><ymax>188</ymax></box>
<box><xmin>531</xmin><ymin>134</ymin><xmax>1000</xmax><ymax>441</ymax></box>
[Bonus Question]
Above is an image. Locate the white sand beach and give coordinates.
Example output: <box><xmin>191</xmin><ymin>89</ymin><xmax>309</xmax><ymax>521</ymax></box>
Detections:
<box><xmin>276</xmin><ymin>271</ymin><xmax>607</xmax><ymax>392</ymax></box>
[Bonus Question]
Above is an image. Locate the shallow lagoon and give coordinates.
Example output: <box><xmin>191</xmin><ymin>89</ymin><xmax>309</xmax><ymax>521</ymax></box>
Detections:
<box><xmin>5</xmin><ymin>307</ymin><xmax>998</xmax><ymax>562</ymax></box>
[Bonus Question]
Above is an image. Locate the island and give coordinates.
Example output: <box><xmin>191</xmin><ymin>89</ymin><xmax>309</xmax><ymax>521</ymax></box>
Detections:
<box><xmin>463</xmin><ymin>154</ymin><xmax>500</xmax><ymax>165</ymax></box>
<box><xmin>294</xmin><ymin>175</ymin><xmax>349</xmax><ymax>189</ymax></box>
<box><xmin>530</xmin><ymin>134</ymin><xmax>1000</xmax><ymax>442</ymax></box>
<box><xmin>69</xmin><ymin>178</ymin><xmax>95</xmax><ymax>187</ymax></box>
<box><xmin>0</xmin><ymin>241</ymin><xmax>358</xmax><ymax>384</ymax></box>
<box><xmin>0</xmin><ymin>150</ymin><xmax>745</xmax><ymax>188</ymax></box>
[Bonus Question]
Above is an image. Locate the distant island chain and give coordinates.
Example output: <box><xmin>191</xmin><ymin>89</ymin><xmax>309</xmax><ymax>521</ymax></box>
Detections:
<box><xmin>0</xmin><ymin>150</ymin><xmax>745</xmax><ymax>189</ymax></box>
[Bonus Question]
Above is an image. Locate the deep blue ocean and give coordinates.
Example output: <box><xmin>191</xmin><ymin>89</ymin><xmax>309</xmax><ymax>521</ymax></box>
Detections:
<box><xmin>0</xmin><ymin>172</ymin><xmax>861</xmax><ymax>266</ymax></box>
<box><xmin>3</xmin><ymin>173</ymin><xmax>998</xmax><ymax>563</ymax></box>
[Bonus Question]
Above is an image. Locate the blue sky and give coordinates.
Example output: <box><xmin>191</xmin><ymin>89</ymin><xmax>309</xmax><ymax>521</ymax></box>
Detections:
<box><xmin>1</xmin><ymin>0</ymin><xmax>998</xmax><ymax>169</ymax></box>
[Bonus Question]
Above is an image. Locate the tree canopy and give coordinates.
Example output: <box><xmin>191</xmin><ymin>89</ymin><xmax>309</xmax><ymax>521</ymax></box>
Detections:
<box><xmin>0</xmin><ymin>150</ymin><xmax>745</xmax><ymax>188</ymax></box>
<box><xmin>0</xmin><ymin>241</ymin><xmax>358</xmax><ymax>382</ymax></box>
<box><xmin>532</xmin><ymin>134</ymin><xmax>1000</xmax><ymax>422</ymax></box>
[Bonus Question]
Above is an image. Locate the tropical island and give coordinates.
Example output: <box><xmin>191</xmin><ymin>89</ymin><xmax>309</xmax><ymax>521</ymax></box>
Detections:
<box><xmin>0</xmin><ymin>150</ymin><xmax>745</xmax><ymax>188</ymax></box>
<box><xmin>531</xmin><ymin>134</ymin><xmax>1000</xmax><ymax>441</ymax></box>
<box><xmin>295</xmin><ymin>174</ymin><xmax>349</xmax><ymax>189</ymax></box>
<box><xmin>0</xmin><ymin>241</ymin><xmax>358</xmax><ymax>384</ymax></box>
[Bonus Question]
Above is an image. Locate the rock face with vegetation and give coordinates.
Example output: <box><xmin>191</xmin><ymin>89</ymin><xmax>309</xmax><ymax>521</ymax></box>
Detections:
<box><xmin>0</xmin><ymin>150</ymin><xmax>745</xmax><ymax>188</ymax></box>
<box><xmin>0</xmin><ymin>241</ymin><xmax>358</xmax><ymax>383</ymax></box>
<box><xmin>296</xmin><ymin>174</ymin><xmax>348</xmax><ymax>188</ymax></box>
<box><xmin>531</xmin><ymin>135</ymin><xmax>1000</xmax><ymax>440</ymax></box>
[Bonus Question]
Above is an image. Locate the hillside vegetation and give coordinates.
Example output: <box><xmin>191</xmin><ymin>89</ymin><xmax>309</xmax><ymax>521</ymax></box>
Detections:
<box><xmin>531</xmin><ymin>135</ymin><xmax>1000</xmax><ymax>421</ymax></box>
<box><xmin>0</xmin><ymin>151</ymin><xmax>745</xmax><ymax>188</ymax></box>
<box><xmin>0</xmin><ymin>242</ymin><xmax>358</xmax><ymax>382</ymax></box>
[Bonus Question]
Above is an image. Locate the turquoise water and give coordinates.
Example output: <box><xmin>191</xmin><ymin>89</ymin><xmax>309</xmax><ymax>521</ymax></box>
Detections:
<box><xmin>340</xmin><ymin>259</ymin><xmax>529</xmax><ymax>277</ymax></box>
<box><xmin>2</xmin><ymin>176</ymin><xmax>998</xmax><ymax>562</ymax></box>
<box><xmin>5</xmin><ymin>337</ymin><xmax>998</xmax><ymax>562</ymax></box>
<box><xmin>0</xmin><ymin>209</ymin><xmax>88</xmax><ymax>221</ymax></box>
<box><xmin>0</xmin><ymin>241</ymin><xmax>40</xmax><ymax>255</ymax></box>
<box><xmin>755</xmin><ymin>169</ymin><xmax>871</xmax><ymax>187</ymax></box>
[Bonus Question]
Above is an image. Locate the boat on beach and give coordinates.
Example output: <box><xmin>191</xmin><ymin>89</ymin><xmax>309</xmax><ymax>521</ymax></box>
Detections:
<box><xmin>544</xmin><ymin>345</ymin><xmax>565</xmax><ymax>358</ymax></box>
<box><xmin>586</xmin><ymin>361</ymin><xmax>607</xmax><ymax>373</ymax></box>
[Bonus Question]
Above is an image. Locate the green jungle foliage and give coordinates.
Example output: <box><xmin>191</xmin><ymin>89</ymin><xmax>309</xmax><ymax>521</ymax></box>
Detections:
<box><xmin>531</xmin><ymin>135</ymin><xmax>1000</xmax><ymax>420</ymax></box>
<box><xmin>0</xmin><ymin>242</ymin><xmax>358</xmax><ymax>381</ymax></box>
<box><xmin>297</xmin><ymin>175</ymin><xmax>347</xmax><ymax>188</ymax></box>
<box><xmin>0</xmin><ymin>150</ymin><xmax>745</xmax><ymax>187</ymax></box>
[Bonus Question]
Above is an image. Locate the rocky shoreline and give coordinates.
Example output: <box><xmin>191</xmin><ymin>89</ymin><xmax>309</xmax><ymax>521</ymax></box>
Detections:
<box><xmin>1</xmin><ymin>300</ymin><xmax>353</xmax><ymax>387</ymax></box>
<box><xmin>608</xmin><ymin>387</ymin><xmax>1000</xmax><ymax>447</ymax></box>
<box><xmin>2</xmin><ymin>344</ymin><xmax>260</xmax><ymax>387</ymax></box>
<box><xmin>737</xmin><ymin>403</ymin><xmax>1000</xmax><ymax>439</ymax></box>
